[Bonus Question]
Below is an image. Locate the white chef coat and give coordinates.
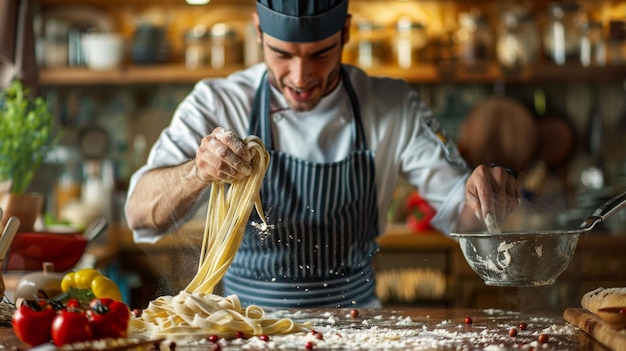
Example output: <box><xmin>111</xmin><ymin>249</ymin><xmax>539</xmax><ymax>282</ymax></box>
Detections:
<box><xmin>127</xmin><ymin>63</ymin><xmax>470</xmax><ymax>243</ymax></box>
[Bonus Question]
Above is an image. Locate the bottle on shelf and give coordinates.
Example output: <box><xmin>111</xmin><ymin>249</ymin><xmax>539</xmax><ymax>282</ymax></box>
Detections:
<box><xmin>456</xmin><ymin>11</ymin><xmax>493</xmax><ymax>71</ymax></box>
<box><xmin>393</xmin><ymin>17</ymin><xmax>427</xmax><ymax>69</ymax></box>
<box><xmin>579</xmin><ymin>21</ymin><xmax>607</xmax><ymax>67</ymax></box>
<box><xmin>543</xmin><ymin>2</ymin><xmax>585</xmax><ymax>65</ymax></box>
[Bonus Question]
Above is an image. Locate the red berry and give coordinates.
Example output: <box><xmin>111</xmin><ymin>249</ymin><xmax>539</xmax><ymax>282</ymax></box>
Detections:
<box><xmin>132</xmin><ymin>308</ymin><xmax>142</xmax><ymax>317</ymax></box>
<box><xmin>350</xmin><ymin>309</ymin><xmax>360</xmax><ymax>318</ymax></box>
<box><xmin>518</xmin><ymin>322</ymin><xmax>528</xmax><ymax>330</ymax></box>
<box><xmin>538</xmin><ymin>334</ymin><xmax>549</xmax><ymax>344</ymax></box>
<box><xmin>305</xmin><ymin>341</ymin><xmax>314</xmax><ymax>349</ymax></box>
<box><xmin>314</xmin><ymin>332</ymin><xmax>324</xmax><ymax>340</ymax></box>
<box><xmin>465</xmin><ymin>316</ymin><xmax>473</xmax><ymax>325</ymax></box>
<box><xmin>235</xmin><ymin>331</ymin><xmax>245</xmax><ymax>339</ymax></box>
<box><xmin>259</xmin><ymin>334</ymin><xmax>270</xmax><ymax>342</ymax></box>
<box><xmin>208</xmin><ymin>335</ymin><xmax>219</xmax><ymax>343</ymax></box>
<box><xmin>212</xmin><ymin>344</ymin><xmax>221</xmax><ymax>351</ymax></box>
<box><xmin>509</xmin><ymin>328</ymin><xmax>517</xmax><ymax>337</ymax></box>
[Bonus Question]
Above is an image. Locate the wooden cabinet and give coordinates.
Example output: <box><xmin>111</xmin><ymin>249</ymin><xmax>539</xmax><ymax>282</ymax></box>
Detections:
<box><xmin>376</xmin><ymin>227</ymin><xmax>626</xmax><ymax>311</ymax></box>
<box><xmin>373</xmin><ymin>225</ymin><xmax>457</xmax><ymax>307</ymax></box>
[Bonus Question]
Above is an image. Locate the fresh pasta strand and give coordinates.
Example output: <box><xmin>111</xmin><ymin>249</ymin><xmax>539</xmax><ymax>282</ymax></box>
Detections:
<box><xmin>130</xmin><ymin>136</ymin><xmax>312</xmax><ymax>342</ymax></box>
<box><xmin>132</xmin><ymin>291</ymin><xmax>308</xmax><ymax>341</ymax></box>
<box><xmin>187</xmin><ymin>136</ymin><xmax>269</xmax><ymax>294</ymax></box>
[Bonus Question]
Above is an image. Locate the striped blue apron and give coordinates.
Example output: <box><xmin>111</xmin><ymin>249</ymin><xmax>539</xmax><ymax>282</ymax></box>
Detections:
<box><xmin>222</xmin><ymin>67</ymin><xmax>380</xmax><ymax>308</ymax></box>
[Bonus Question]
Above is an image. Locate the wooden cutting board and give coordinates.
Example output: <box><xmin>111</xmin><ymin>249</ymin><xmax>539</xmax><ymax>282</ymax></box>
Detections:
<box><xmin>563</xmin><ymin>308</ymin><xmax>626</xmax><ymax>350</ymax></box>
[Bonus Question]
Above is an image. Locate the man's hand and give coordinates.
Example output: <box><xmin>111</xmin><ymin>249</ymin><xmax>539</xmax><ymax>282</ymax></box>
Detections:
<box><xmin>464</xmin><ymin>164</ymin><xmax>521</xmax><ymax>226</ymax></box>
<box><xmin>194</xmin><ymin>127</ymin><xmax>254</xmax><ymax>183</ymax></box>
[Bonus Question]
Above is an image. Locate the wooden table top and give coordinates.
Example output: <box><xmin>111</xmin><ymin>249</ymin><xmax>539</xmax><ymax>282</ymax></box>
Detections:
<box><xmin>0</xmin><ymin>307</ymin><xmax>611</xmax><ymax>350</ymax></box>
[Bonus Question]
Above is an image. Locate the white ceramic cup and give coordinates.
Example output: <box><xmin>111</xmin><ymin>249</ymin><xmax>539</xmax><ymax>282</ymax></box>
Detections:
<box><xmin>82</xmin><ymin>32</ymin><xmax>124</xmax><ymax>70</ymax></box>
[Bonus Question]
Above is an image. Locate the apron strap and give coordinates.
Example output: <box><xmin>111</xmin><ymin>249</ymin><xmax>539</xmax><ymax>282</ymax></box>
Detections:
<box><xmin>340</xmin><ymin>66</ymin><xmax>368</xmax><ymax>151</ymax></box>
<box><xmin>248</xmin><ymin>71</ymin><xmax>271</xmax><ymax>147</ymax></box>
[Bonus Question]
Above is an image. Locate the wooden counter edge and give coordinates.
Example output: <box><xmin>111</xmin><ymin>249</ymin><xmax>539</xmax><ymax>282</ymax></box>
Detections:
<box><xmin>376</xmin><ymin>223</ymin><xmax>457</xmax><ymax>250</ymax></box>
<box><xmin>111</xmin><ymin>221</ymin><xmax>626</xmax><ymax>253</ymax></box>
<box><xmin>112</xmin><ymin>222</ymin><xmax>458</xmax><ymax>252</ymax></box>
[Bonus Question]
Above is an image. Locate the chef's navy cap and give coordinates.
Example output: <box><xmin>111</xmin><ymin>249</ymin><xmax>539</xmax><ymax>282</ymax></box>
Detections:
<box><xmin>256</xmin><ymin>0</ymin><xmax>348</xmax><ymax>42</ymax></box>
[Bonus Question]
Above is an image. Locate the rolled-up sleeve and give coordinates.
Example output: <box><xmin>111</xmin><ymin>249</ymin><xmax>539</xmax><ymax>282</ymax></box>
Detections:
<box><xmin>125</xmin><ymin>67</ymin><xmax>261</xmax><ymax>243</ymax></box>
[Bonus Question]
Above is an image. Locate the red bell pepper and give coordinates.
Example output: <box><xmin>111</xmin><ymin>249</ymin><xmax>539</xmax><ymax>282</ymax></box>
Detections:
<box><xmin>12</xmin><ymin>300</ymin><xmax>57</xmax><ymax>346</ymax></box>
<box><xmin>87</xmin><ymin>298</ymin><xmax>131</xmax><ymax>339</ymax></box>
<box><xmin>405</xmin><ymin>192</ymin><xmax>436</xmax><ymax>232</ymax></box>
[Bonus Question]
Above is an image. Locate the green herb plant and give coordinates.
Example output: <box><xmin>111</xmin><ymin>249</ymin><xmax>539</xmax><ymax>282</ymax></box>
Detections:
<box><xmin>0</xmin><ymin>80</ymin><xmax>60</xmax><ymax>194</ymax></box>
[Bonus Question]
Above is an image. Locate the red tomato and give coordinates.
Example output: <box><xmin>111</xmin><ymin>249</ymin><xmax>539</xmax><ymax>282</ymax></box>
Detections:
<box><xmin>11</xmin><ymin>302</ymin><xmax>56</xmax><ymax>346</ymax></box>
<box><xmin>51</xmin><ymin>309</ymin><xmax>93</xmax><ymax>346</ymax></box>
<box><xmin>87</xmin><ymin>298</ymin><xmax>131</xmax><ymax>339</ymax></box>
<box><xmin>65</xmin><ymin>298</ymin><xmax>82</xmax><ymax>310</ymax></box>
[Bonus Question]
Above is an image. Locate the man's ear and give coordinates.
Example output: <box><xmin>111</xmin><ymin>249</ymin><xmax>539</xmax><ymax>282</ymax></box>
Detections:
<box><xmin>252</xmin><ymin>13</ymin><xmax>263</xmax><ymax>44</ymax></box>
<box><xmin>342</xmin><ymin>14</ymin><xmax>352</xmax><ymax>44</ymax></box>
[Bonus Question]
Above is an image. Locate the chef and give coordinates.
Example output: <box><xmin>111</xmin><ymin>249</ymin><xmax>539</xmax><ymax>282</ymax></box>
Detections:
<box><xmin>125</xmin><ymin>0</ymin><xmax>521</xmax><ymax>308</ymax></box>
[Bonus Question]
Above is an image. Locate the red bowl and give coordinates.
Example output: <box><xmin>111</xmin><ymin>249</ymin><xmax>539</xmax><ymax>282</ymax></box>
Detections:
<box><xmin>5</xmin><ymin>232</ymin><xmax>88</xmax><ymax>272</ymax></box>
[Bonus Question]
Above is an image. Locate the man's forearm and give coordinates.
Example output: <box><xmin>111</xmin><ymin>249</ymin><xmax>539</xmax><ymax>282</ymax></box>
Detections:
<box><xmin>125</xmin><ymin>160</ymin><xmax>209</xmax><ymax>232</ymax></box>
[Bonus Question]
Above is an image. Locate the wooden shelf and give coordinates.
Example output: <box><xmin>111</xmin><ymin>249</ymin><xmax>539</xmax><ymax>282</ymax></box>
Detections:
<box><xmin>376</xmin><ymin>223</ymin><xmax>456</xmax><ymax>250</ymax></box>
<box><xmin>39</xmin><ymin>63</ymin><xmax>626</xmax><ymax>86</ymax></box>
<box><xmin>374</xmin><ymin>64</ymin><xmax>626</xmax><ymax>84</ymax></box>
<box><xmin>38</xmin><ymin>0</ymin><xmax>251</xmax><ymax>5</ymax></box>
<box><xmin>39</xmin><ymin>64</ymin><xmax>243</xmax><ymax>85</ymax></box>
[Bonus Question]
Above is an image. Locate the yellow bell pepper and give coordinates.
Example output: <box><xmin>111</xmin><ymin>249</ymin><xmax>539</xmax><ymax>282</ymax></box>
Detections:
<box><xmin>61</xmin><ymin>268</ymin><xmax>122</xmax><ymax>302</ymax></box>
<box><xmin>90</xmin><ymin>275</ymin><xmax>122</xmax><ymax>301</ymax></box>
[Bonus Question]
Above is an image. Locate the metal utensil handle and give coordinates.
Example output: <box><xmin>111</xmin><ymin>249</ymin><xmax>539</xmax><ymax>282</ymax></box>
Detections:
<box><xmin>84</xmin><ymin>217</ymin><xmax>107</xmax><ymax>242</ymax></box>
<box><xmin>0</xmin><ymin>217</ymin><xmax>20</xmax><ymax>259</ymax></box>
<box><xmin>592</xmin><ymin>191</ymin><xmax>626</xmax><ymax>222</ymax></box>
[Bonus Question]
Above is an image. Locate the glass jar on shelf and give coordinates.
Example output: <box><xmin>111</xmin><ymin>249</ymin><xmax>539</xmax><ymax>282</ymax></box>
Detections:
<box><xmin>184</xmin><ymin>25</ymin><xmax>210</xmax><ymax>69</ymax></box>
<box><xmin>496</xmin><ymin>11</ymin><xmax>539</xmax><ymax>70</ymax></box>
<box><xmin>44</xmin><ymin>19</ymin><xmax>70</xmax><ymax>68</ymax></box>
<box><xmin>456</xmin><ymin>12</ymin><xmax>493</xmax><ymax>71</ymax></box>
<box><xmin>356</xmin><ymin>20</ymin><xmax>390</xmax><ymax>69</ymax></box>
<box><xmin>393</xmin><ymin>17</ymin><xmax>427</xmax><ymax>69</ymax></box>
<box><xmin>579</xmin><ymin>21</ymin><xmax>606</xmax><ymax>67</ymax></box>
<box><xmin>543</xmin><ymin>2</ymin><xmax>585</xmax><ymax>65</ymax></box>
<box><xmin>54</xmin><ymin>164</ymin><xmax>81</xmax><ymax>218</ymax></box>
<box><xmin>210</xmin><ymin>23</ymin><xmax>243</xmax><ymax>69</ymax></box>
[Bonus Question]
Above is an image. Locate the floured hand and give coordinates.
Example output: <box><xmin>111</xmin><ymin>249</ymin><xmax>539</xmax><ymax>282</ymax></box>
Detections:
<box><xmin>464</xmin><ymin>164</ymin><xmax>521</xmax><ymax>230</ymax></box>
<box><xmin>195</xmin><ymin>127</ymin><xmax>254</xmax><ymax>183</ymax></box>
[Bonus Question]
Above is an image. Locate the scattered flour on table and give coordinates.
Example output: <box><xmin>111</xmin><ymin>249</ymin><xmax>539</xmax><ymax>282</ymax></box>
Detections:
<box><xmin>145</xmin><ymin>309</ymin><xmax>584</xmax><ymax>350</ymax></box>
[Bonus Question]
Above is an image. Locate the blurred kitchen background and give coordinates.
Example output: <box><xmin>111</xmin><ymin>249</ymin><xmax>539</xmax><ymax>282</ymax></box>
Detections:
<box><xmin>11</xmin><ymin>0</ymin><xmax>626</xmax><ymax>310</ymax></box>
